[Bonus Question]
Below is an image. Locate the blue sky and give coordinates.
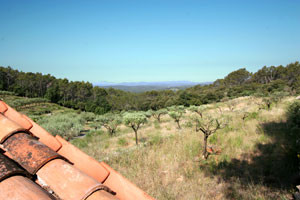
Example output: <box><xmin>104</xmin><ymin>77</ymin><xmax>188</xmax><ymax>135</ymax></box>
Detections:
<box><xmin>0</xmin><ymin>0</ymin><xmax>299</xmax><ymax>83</ymax></box>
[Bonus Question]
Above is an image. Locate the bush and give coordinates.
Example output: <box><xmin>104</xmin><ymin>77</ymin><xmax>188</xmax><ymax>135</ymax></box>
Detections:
<box><xmin>37</xmin><ymin>112</ymin><xmax>85</xmax><ymax>140</ymax></box>
<box><xmin>287</xmin><ymin>101</ymin><xmax>300</xmax><ymax>128</ymax></box>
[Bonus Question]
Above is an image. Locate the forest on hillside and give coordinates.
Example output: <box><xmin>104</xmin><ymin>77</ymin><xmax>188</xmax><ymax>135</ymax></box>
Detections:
<box><xmin>0</xmin><ymin>61</ymin><xmax>299</xmax><ymax>114</ymax></box>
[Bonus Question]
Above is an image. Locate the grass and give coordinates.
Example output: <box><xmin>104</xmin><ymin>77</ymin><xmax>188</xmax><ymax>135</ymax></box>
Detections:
<box><xmin>1</xmin><ymin>93</ymin><xmax>298</xmax><ymax>199</ymax></box>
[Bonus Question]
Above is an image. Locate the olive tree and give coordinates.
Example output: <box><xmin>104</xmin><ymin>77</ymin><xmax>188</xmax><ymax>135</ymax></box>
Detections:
<box><xmin>193</xmin><ymin>115</ymin><xmax>226</xmax><ymax>159</ymax></box>
<box><xmin>95</xmin><ymin>113</ymin><xmax>122</xmax><ymax>136</ymax></box>
<box><xmin>168</xmin><ymin>105</ymin><xmax>185</xmax><ymax>129</ymax></box>
<box><xmin>152</xmin><ymin>108</ymin><xmax>168</xmax><ymax>122</ymax></box>
<box><xmin>188</xmin><ymin>105</ymin><xmax>206</xmax><ymax>118</ymax></box>
<box><xmin>145</xmin><ymin>110</ymin><xmax>153</xmax><ymax>119</ymax></box>
<box><xmin>123</xmin><ymin>112</ymin><xmax>147</xmax><ymax>145</ymax></box>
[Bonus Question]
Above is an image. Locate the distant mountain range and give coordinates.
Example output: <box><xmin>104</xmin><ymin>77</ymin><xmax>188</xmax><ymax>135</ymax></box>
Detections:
<box><xmin>94</xmin><ymin>81</ymin><xmax>211</xmax><ymax>93</ymax></box>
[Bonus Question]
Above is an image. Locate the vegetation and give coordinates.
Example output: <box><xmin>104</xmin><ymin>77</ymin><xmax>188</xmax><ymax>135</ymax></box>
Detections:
<box><xmin>123</xmin><ymin>112</ymin><xmax>147</xmax><ymax>145</ymax></box>
<box><xmin>1</xmin><ymin>61</ymin><xmax>300</xmax><ymax>114</ymax></box>
<box><xmin>168</xmin><ymin>105</ymin><xmax>185</xmax><ymax>129</ymax></box>
<box><xmin>37</xmin><ymin>112</ymin><xmax>86</xmax><ymax>140</ymax></box>
<box><xmin>193</xmin><ymin>115</ymin><xmax>226</xmax><ymax>159</ymax></box>
<box><xmin>95</xmin><ymin>113</ymin><xmax>122</xmax><ymax>136</ymax></box>
<box><xmin>1</xmin><ymin>91</ymin><xmax>299</xmax><ymax>199</ymax></box>
<box><xmin>152</xmin><ymin>108</ymin><xmax>168</xmax><ymax>122</ymax></box>
<box><xmin>1</xmin><ymin>61</ymin><xmax>300</xmax><ymax>199</ymax></box>
<box><xmin>188</xmin><ymin>105</ymin><xmax>207</xmax><ymax>118</ymax></box>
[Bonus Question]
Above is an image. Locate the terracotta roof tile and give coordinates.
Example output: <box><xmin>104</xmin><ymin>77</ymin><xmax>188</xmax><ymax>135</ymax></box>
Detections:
<box><xmin>0</xmin><ymin>176</ymin><xmax>55</xmax><ymax>200</ymax></box>
<box><xmin>56</xmin><ymin>135</ymin><xmax>110</xmax><ymax>183</ymax></box>
<box><xmin>0</xmin><ymin>100</ymin><xmax>154</xmax><ymax>200</ymax></box>
<box><xmin>23</xmin><ymin>114</ymin><xmax>62</xmax><ymax>151</ymax></box>
<box><xmin>1</xmin><ymin>103</ymin><xmax>33</xmax><ymax>130</ymax></box>
<box><xmin>0</xmin><ymin>101</ymin><xmax>8</xmax><ymax>113</ymax></box>
<box><xmin>0</xmin><ymin>153</ymin><xmax>29</xmax><ymax>181</ymax></box>
<box><xmin>0</xmin><ymin>153</ymin><xmax>55</xmax><ymax>199</ymax></box>
<box><xmin>2</xmin><ymin>132</ymin><xmax>62</xmax><ymax>174</ymax></box>
<box><xmin>0</xmin><ymin>114</ymin><xmax>26</xmax><ymax>143</ymax></box>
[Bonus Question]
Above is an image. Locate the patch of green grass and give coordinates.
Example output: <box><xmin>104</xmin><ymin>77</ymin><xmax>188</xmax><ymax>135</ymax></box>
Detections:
<box><xmin>148</xmin><ymin>134</ymin><xmax>163</xmax><ymax>146</ymax></box>
<box><xmin>246</xmin><ymin>112</ymin><xmax>259</xmax><ymax>120</ymax></box>
<box><xmin>233</xmin><ymin>135</ymin><xmax>243</xmax><ymax>148</ymax></box>
<box><xmin>184</xmin><ymin>121</ymin><xmax>193</xmax><ymax>128</ymax></box>
<box><xmin>208</xmin><ymin>134</ymin><xmax>218</xmax><ymax>144</ymax></box>
<box><xmin>184</xmin><ymin>139</ymin><xmax>200</xmax><ymax>158</ymax></box>
<box><xmin>118</xmin><ymin>138</ymin><xmax>128</xmax><ymax>146</ymax></box>
<box><xmin>154</xmin><ymin>121</ymin><xmax>161</xmax><ymax>129</ymax></box>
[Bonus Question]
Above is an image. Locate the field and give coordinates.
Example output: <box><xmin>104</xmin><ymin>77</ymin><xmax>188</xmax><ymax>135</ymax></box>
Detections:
<box><xmin>1</xmin><ymin>93</ymin><xmax>298</xmax><ymax>200</ymax></box>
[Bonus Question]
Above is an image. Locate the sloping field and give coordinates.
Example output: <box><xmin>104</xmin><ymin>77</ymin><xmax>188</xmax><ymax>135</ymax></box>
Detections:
<box><xmin>1</xmin><ymin>92</ymin><xmax>297</xmax><ymax>199</ymax></box>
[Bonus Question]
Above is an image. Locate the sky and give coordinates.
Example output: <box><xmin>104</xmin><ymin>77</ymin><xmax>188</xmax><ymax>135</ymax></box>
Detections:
<box><xmin>0</xmin><ymin>0</ymin><xmax>299</xmax><ymax>83</ymax></box>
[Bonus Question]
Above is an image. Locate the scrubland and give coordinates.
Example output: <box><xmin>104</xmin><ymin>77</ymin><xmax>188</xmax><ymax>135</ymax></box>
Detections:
<box><xmin>2</xmin><ymin>93</ymin><xmax>298</xmax><ymax>200</ymax></box>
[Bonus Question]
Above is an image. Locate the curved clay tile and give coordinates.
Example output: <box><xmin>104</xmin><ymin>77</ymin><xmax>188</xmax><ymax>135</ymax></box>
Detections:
<box><xmin>0</xmin><ymin>153</ymin><xmax>29</xmax><ymax>181</ymax></box>
<box><xmin>55</xmin><ymin>135</ymin><xmax>110</xmax><ymax>183</ymax></box>
<box><xmin>86</xmin><ymin>190</ymin><xmax>119</xmax><ymax>200</ymax></box>
<box><xmin>0</xmin><ymin>153</ymin><xmax>54</xmax><ymax>199</ymax></box>
<box><xmin>23</xmin><ymin>114</ymin><xmax>62</xmax><ymax>151</ymax></box>
<box><xmin>0</xmin><ymin>101</ymin><xmax>8</xmax><ymax>113</ymax></box>
<box><xmin>1</xmin><ymin>102</ymin><xmax>33</xmax><ymax>130</ymax></box>
<box><xmin>36</xmin><ymin>159</ymin><xmax>118</xmax><ymax>200</ymax></box>
<box><xmin>0</xmin><ymin>176</ymin><xmax>55</xmax><ymax>200</ymax></box>
<box><xmin>2</xmin><ymin>132</ymin><xmax>63</xmax><ymax>174</ymax></box>
<box><xmin>0</xmin><ymin>100</ymin><xmax>154</xmax><ymax>200</ymax></box>
<box><xmin>0</xmin><ymin>114</ymin><xmax>26</xmax><ymax>143</ymax></box>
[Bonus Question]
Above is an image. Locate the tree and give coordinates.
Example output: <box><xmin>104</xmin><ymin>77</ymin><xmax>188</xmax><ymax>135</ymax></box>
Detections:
<box><xmin>152</xmin><ymin>108</ymin><xmax>168</xmax><ymax>122</ymax></box>
<box><xmin>188</xmin><ymin>105</ymin><xmax>206</xmax><ymax>118</ymax></box>
<box><xmin>168</xmin><ymin>105</ymin><xmax>185</xmax><ymax>129</ymax></box>
<box><xmin>145</xmin><ymin>110</ymin><xmax>153</xmax><ymax>118</ymax></box>
<box><xmin>224</xmin><ymin>68</ymin><xmax>251</xmax><ymax>86</ymax></box>
<box><xmin>95</xmin><ymin>113</ymin><xmax>122</xmax><ymax>136</ymax></box>
<box><xmin>123</xmin><ymin>112</ymin><xmax>147</xmax><ymax>145</ymax></box>
<box><xmin>193</xmin><ymin>115</ymin><xmax>226</xmax><ymax>159</ymax></box>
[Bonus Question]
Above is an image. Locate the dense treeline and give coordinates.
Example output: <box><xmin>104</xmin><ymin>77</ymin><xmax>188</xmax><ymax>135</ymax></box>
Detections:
<box><xmin>0</xmin><ymin>61</ymin><xmax>299</xmax><ymax>113</ymax></box>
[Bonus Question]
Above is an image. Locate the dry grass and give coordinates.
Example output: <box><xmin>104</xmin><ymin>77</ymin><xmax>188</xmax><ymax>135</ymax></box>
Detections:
<box><xmin>71</xmin><ymin>96</ymin><xmax>297</xmax><ymax>200</ymax></box>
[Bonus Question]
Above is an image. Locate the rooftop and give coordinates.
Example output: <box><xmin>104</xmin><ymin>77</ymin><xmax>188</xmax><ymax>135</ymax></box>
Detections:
<box><xmin>0</xmin><ymin>100</ymin><xmax>154</xmax><ymax>200</ymax></box>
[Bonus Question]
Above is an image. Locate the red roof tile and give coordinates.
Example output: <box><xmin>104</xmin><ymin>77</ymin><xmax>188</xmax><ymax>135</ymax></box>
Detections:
<box><xmin>2</xmin><ymin>132</ymin><xmax>62</xmax><ymax>174</ymax></box>
<box><xmin>0</xmin><ymin>176</ymin><xmax>55</xmax><ymax>200</ymax></box>
<box><xmin>0</xmin><ymin>100</ymin><xmax>155</xmax><ymax>200</ymax></box>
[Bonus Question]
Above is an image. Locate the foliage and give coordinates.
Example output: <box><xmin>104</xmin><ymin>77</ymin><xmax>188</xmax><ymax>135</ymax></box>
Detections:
<box><xmin>188</xmin><ymin>105</ymin><xmax>207</xmax><ymax>117</ymax></box>
<box><xmin>152</xmin><ymin>108</ymin><xmax>168</xmax><ymax>122</ymax></box>
<box><xmin>123</xmin><ymin>112</ymin><xmax>147</xmax><ymax>145</ymax></box>
<box><xmin>287</xmin><ymin>101</ymin><xmax>300</xmax><ymax>129</ymax></box>
<box><xmin>1</xmin><ymin>61</ymin><xmax>299</xmax><ymax>113</ymax></box>
<box><xmin>37</xmin><ymin>112</ymin><xmax>85</xmax><ymax>140</ymax></box>
<box><xmin>95</xmin><ymin>113</ymin><xmax>122</xmax><ymax>136</ymax></box>
<box><xmin>168</xmin><ymin>105</ymin><xmax>186</xmax><ymax>129</ymax></box>
<box><xmin>192</xmin><ymin>115</ymin><xmax>226</xmax><ymax>159</ymax></box>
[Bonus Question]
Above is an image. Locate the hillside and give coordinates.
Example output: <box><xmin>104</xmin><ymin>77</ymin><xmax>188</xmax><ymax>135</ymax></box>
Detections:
<box><xmin>2</xmin><ymin>92</ymin><xmax>298</xmax><ymax>199</ymax></box>
<box><xmin>1</xmin><ymin>61</ymin><xmax>299</xmax><ymax>113</ymax></box>
<box><xmin>94</xmin><ymin>81</ymin><xmax>203</xmax><ymax>93</ymax></box>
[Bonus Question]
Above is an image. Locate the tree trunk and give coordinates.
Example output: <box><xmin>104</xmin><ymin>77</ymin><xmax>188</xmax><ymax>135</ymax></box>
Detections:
<box><xmin>134</xmin><ymin>130</ymin><xmax>138</xmax><ymax>145</ymax></box>
<box><xmin>203</xmin><ymin>135</ymin><xmax>208</xmax><ymax>159</ymax></box>
<box><xmin>176</xmin><ymin>120</ymin><xmax>181</xmax><ymax>129</ymax></box>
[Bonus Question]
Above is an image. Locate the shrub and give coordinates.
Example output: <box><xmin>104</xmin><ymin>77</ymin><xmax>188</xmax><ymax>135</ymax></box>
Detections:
<box><xmin>37</xmin><ymin>112</ymin><xmax>85</xmax><ymax>140</ymax></box>
<box><xmin>287</xmin><ymin>101</ymin><xmax>300</xmax><ymax>128</ymax></box>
